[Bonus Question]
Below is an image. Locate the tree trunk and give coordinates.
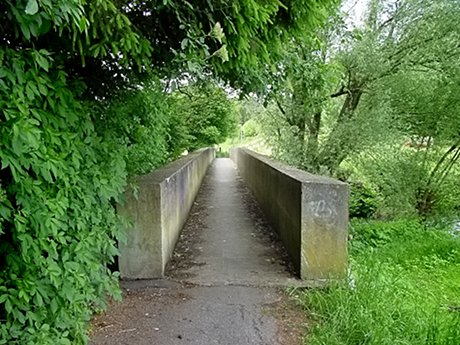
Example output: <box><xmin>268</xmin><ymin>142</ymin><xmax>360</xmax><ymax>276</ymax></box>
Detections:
<box><xmin>318</xmin><ymin>87</ymin><xmax>363</xmax><ymax>174</ymax></box>
<box><xmin>416</xmin><ymin>140</ymin><xmax>460</xmax><ymax>215</ymax></box>
<box><xmin>304</xmin><ymin>111</ymin><xmax>322</xmax><ymax>173</ymax></box>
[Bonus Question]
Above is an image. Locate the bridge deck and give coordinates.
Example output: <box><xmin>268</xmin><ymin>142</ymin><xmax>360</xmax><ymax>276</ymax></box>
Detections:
<box><xmin>90</xmin><ymin>158</ymin><xmax>302</xmax><ymax>345</ymax></box>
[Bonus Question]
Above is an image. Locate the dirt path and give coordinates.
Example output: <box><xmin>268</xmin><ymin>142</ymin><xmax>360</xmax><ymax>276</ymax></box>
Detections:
<box><xmin>90</xmin><ymin>158</ymin><xmax>306</xmax><ymax>345</ymax></box>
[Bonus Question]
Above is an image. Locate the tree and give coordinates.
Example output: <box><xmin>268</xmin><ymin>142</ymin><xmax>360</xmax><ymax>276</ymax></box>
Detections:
<box><xmin>171</xmin><ymin>82</ymin><xmax>238</xmax><ymax>150</ymax></box>
<box><xmin>260</xmin><ymin>0</ymin><xmax>460</xmax><ymax>177</ymax></box>
<box><xmin>383</xmin><ymin>65</ymin><xmax>460</xmax><ymax>215</ymax></box>
<box><xmin>91</xmin><ymin>80</ymin><xmax>181</xmax><ymax>177</ymax></box>
<box><xmin>56</xmin><ymin>0</ymin><xmax>339</xmax><ymax>99</ymax></box>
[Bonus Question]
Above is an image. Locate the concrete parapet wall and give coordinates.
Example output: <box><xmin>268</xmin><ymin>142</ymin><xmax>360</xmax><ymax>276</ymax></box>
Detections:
<box><xmin>230</xmin><ymin>148</ymin><xmax>348</xmax><ymax>281</ymax></box>
<box><xmin>119</xmin><ymin>148</ymin><xmax>215</xmax><ymax>279</ymax></box>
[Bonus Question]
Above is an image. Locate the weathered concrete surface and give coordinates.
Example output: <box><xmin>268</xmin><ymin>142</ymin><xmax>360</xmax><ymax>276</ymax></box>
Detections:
<box><xmin>169</xmin><ymin>158</ymin><xmax>300</xmax><ymax>287</ymax></box>
<box><xmin>91</xmin><ymin>285</ymin><xmax>284</xmax><ymax>345</ymax></box>
<box><xmin>301</xmin><ymin>183</ymin><xmax>349</xmax><ymax>280</ymax></box>
<box><xmin>90</xmin><ymin>159</ymin><xmax>305</xmax><ymax>345</ymax></box>
<box><xmin>230</xmin><ymin>148</ymin><xmax>349</xmax><ymax>281</ymax></box>
<box><xmin>118</xmin><ymin>148</ymin><xmax>215</xmax><ymax>279</ymax></box>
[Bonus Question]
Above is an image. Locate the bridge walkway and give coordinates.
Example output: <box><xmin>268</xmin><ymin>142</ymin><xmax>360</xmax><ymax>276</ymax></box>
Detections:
<box><xmin>90</xmin><ymin>158</ymin><xmax>303</xmax><ymax>345</ymax></box>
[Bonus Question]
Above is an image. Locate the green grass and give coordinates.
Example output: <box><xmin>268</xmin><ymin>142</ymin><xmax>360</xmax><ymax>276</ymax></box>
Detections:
<box><xmin>296</xmin><ymin>219</ymin><xmax>460</xmax><ymax>345</ymax></box>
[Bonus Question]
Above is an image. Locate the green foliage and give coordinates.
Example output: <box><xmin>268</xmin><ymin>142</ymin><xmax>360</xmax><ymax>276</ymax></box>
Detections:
<box><xmin>170</xmin><ymin>83</ymin><xmax>238</xmax><ymax>150</ymax></box>
<box><xmin>380</xmin><ymin>60</ymin><xmax>460</xmax><ymax>216</ymax></box>
<box><xmin>42</xmin><ymin>0</ymin><xmax>338</xmax><ymax>98</ymax></box>
<box><xmin>256</xmin><ymin>103</ymin><xmax>308</xmax><ymax>168</ymax></box>
<box><xmin>348</xmin><ymin>139</ymin><xmax>460</xmax><ymax>218</ymax></box>
<box><xmin>124</xmin><ymin>0</ymin><xmax>337</xmax><ymax>91</ymax></box>
<box><xmin>0</xmin><ymin>1</ymin><xmax>150</xmax><ymax>343</ymax></box>
<box><xmin>252</xmin><ymin>0</ymin><xmax>460</xmax><ymax>218</ymax></box>
<box><xmin>256</xmin><ymin>0</ymin><xmax>460</xmax><ymax>174</ymax></box>
<box><xmin>349</xmin><ymin>218</ymin><xmax>422</xmax><ymax>251</ymax></box>
<box><xmin>0</xmin><ymin>0</ymin><xmax>364</xmax><ymax>343</ymax></box>
<box><xmin>350</xmin><ymin>219</ymin><xmax>460</xmax><ymax>267</ymax></box>
<box><xmin>0</xmin><ymin>49</ymin><xmax>126</xmax><ymax>344</ymax></box>
<box><xmin>297</xmin><ymin>219</ymin><xmax>460</xmax><ymax>345</ymax></box>
<box><xmin>92</xmin><ymin>81</ymin><xmax>183</xmax><ymax>177</ymax></box>
<box><xmin>349</xmin><ymin>182</ymin><xmax>378</xmax><ymax>219</ymax></box>
<box><xmin>237</xmin><ymin>98</ymin><xmax>266</xmax><ymax>125</ymax></box>
<box><xmin>242</xmin><ymin>119</ymin><xmax>259</xmax><ymax>138</ymax></box>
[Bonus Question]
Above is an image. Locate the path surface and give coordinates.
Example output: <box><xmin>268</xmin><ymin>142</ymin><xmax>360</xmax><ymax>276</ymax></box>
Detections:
<box><xmin>90</xmin><ymin>158</ymin><xmax>304</xmax><ymax>345</ymax></box>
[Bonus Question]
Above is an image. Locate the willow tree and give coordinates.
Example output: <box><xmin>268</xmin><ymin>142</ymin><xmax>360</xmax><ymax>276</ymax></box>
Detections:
<box><xmin>261</xmin><ymin>0</ymin><xmax>460</xmax><ymax>176</ymax></box>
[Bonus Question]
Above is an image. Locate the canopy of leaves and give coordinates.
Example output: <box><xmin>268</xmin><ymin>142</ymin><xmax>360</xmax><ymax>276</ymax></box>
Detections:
<box><xmin>4</xmin><ymin>0</ymin><xmax>337</xmax><ymax>98</ymax></box>
<box><xmin>103</xmin><ymin>0</ymin><xmax>339</xmax><ymax>93</ymax></box>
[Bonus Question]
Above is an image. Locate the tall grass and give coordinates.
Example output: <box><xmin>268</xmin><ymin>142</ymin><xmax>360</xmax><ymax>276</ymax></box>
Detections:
<box><xmin>298</xmin><ymin>219</ymin><xmax>460</xmax><ymax>345</ymax></box>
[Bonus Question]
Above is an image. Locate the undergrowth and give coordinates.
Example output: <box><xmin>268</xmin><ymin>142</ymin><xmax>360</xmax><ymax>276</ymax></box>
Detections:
<box><xmin>297</xmin><ymin>219</ymin><xmax>460</xmax><ymax>345</ymax></box>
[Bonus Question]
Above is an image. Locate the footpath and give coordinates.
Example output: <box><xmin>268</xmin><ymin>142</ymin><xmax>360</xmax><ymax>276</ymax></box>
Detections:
<box><xmin>90</xmin><ymin>158</ymin><xmax>304</xmax><ymax>345</ymax></box>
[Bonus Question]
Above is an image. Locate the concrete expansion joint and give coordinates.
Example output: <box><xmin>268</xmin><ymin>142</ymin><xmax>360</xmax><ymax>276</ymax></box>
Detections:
<box><xmin>173</xmin><ymin>280</ymin><xmax>296</xmax><ymax>289</ymax></box>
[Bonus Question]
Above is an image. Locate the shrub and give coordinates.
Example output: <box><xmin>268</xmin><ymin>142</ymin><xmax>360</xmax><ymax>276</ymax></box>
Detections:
<box><xmin>93</xmin><ymin>82</ymin><xmax>184</xmax><ymax>177</ymax></box>
<box><xmin>0</xmin><ymin>2</ymin><xmax>149</xmax><ymax>343</ymax></box>
<box><xmin>0</xmin><ymin>53</ymin><xmax>125</xmax><ymax>344</ymax></box>
<box><xmin>242</xmin><ymin>119</ymin><xmax>260</xmax><ymax>138</ymax></box>
<box><xmin>349</xmin><ymin>182</ymin><xmax>378</xmax><ymax>219</ymax></box>
<box><xmin>170</xmin><ymin>83</ymin><xmax>238</xmax><ymax>151</ymax></box>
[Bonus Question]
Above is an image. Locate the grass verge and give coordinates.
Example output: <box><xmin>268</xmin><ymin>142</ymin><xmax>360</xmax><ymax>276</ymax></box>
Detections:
<box><xmin>297</xmin><ymin>219</ymin><xmax>460</xmax><ymax>345</ymax></box>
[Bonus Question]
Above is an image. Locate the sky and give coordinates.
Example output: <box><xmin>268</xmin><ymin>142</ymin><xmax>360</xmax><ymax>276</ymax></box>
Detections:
<box><xmin>342</xmin><ymin>0</ymin><xmax>371</xmax><ymax>27</ymax></box>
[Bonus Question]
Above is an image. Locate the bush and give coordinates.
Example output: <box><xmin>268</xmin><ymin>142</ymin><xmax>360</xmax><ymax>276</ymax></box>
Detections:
<box><xmin>348</xmin><ymin>142</ymin><xmax>460</xmax><ymax>218</ymax></box>
<box><xmin>0</xmin><ymin>52</ymin><xmax>125</xmax><ymax>344</ymax></box>
<box><xmin>349</xmin><ymin>182</ymin><xmax>378</xmax><ymax>219</ymax></box>
<box><xmin>170</xmin><ymin>83</ymin><xmax>238</xmax><ymax>151</ymax></box>
<box><xmin>0</xmin><ymin>2</ymin><xmax>150</xmax><ymax>343</ymax></box>
<box><xmin>242</xmin><ymin>118</ymin><xmax>259</xmax><ymax>138</ymax></box>
<box><xmin>93</xmin><ymin>82</ymin><xmax>186</xmax><ymax>177</ymax></box>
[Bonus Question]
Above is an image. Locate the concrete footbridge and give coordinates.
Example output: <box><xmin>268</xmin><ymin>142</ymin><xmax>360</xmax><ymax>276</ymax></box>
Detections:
<box><xmin>90</xmin><ymin>148</ymin><xmax>348</xmax><ymax>345</ymax></box>
<box><xmin>118</xmin><ymin>147</ymin><xmax>348</xmax><ymax>282</ymax></box>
